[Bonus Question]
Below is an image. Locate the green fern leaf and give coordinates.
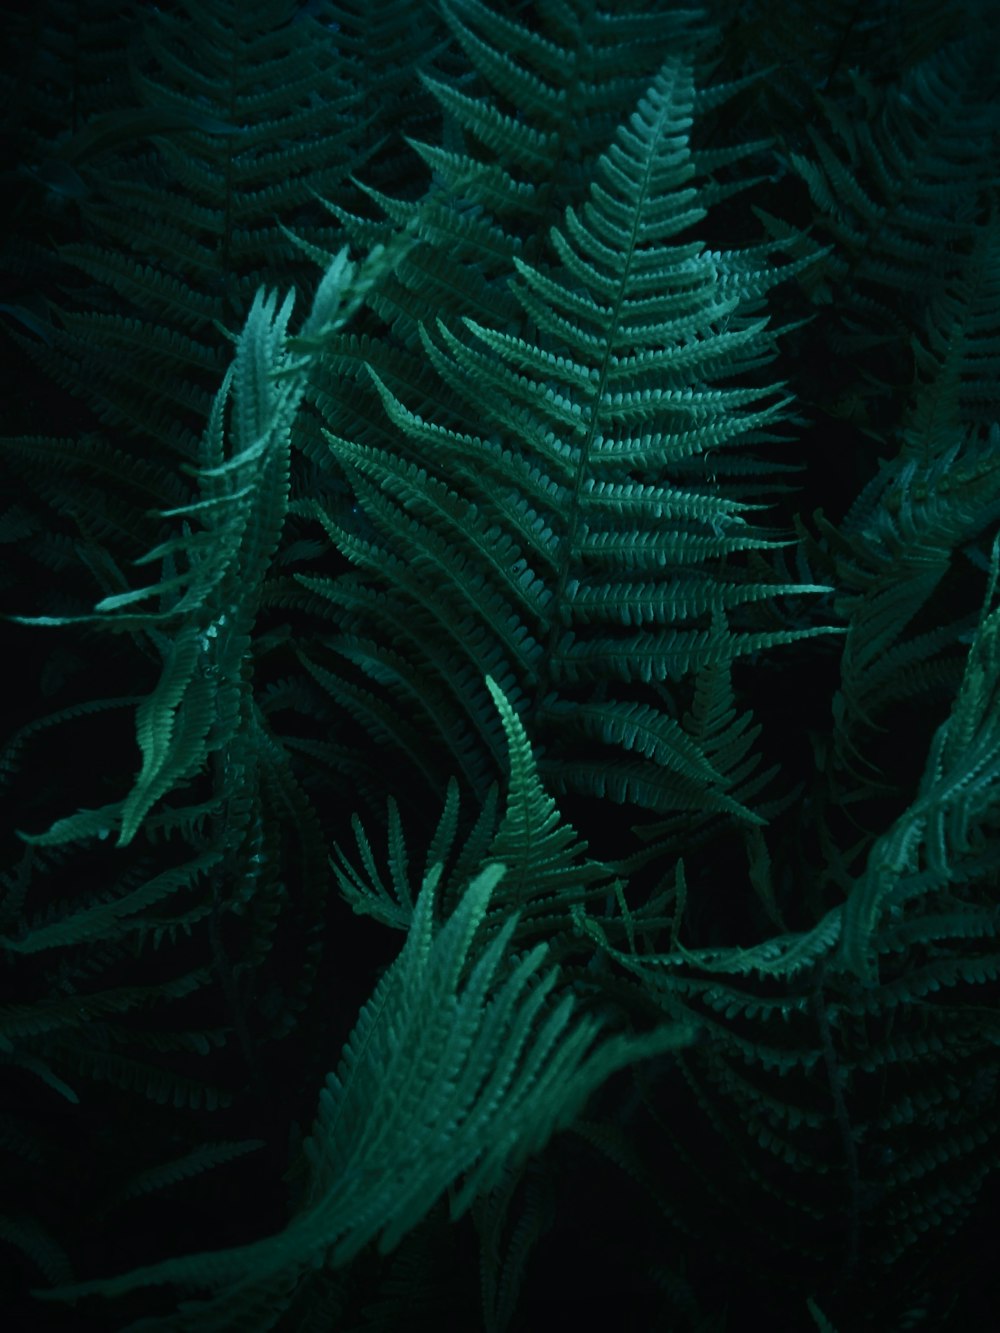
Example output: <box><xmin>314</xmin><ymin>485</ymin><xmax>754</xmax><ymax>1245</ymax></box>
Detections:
<box><xmin>35</xmin><ymin>860</ymin><xmax>696</xmax><ymax>1323</ymax></box>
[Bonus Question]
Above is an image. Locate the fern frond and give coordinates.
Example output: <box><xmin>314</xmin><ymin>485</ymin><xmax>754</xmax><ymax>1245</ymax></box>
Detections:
<box><xmin>296</xmin><ymin>56</ymin><xmax>843</xmax><ymax>842</ymax></box>
<box><xmin>35</xmin><ymin>859</ymin><xmax>696</xmax><ymax>1324</ymax></box>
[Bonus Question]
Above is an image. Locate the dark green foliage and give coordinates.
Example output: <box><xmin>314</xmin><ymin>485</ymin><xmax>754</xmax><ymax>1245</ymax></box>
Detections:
<box><xmin>1</xmin><ymin>2</ymin><xmax>999</xmax><ymax>1329</ymax></box>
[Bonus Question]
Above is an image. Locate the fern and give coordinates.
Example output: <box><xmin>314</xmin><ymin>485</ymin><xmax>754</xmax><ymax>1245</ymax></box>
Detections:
<box><xmin>295</xmin><ymin>55</ymin><xmax>843</xmax><ymax>854</ymax></box>
<box><xmin>3</xmin><ymin>5</ymin><xmax>1000</xmax><ymax>1329</ymax></box>
<box><xmin>34</xmin><ymin>678</ymin><xmax>697</xmax><ymax>1330</ymax></box>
